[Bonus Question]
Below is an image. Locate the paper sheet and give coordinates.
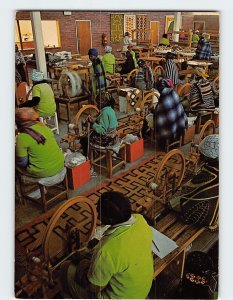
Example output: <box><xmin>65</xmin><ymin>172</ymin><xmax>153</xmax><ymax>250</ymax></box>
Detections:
<box><xmin>151</xmin><ymin>226</ymin><xmax>178</xmax><ymax>259</ymax></box>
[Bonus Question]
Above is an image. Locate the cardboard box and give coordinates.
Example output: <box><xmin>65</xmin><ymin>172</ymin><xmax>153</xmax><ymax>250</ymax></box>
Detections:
<box><xmin>182</xmin><ymin>124</ymin><xmax>195</xmax><ymax>145</ymax></box>
<box><xmin>126</xmin><ymin>138</ymin><xmax>144</xmax><ymax>162</ymax></box>
<box><xmin>66</xmin><ymin>160</ymin><xmax>91</xmax><ymax>189</ymax></box>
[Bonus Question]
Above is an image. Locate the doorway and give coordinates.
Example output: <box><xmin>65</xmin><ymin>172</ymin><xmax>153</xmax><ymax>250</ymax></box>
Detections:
<box><xmin>76</xmin><ymin>20</ymin><xmax>92</xmax><ymax>55</ymax></box>
<box><xmin>150</xmin><ymin>21</ymin><xmax>159</xmax><ymax>46</ymax></box>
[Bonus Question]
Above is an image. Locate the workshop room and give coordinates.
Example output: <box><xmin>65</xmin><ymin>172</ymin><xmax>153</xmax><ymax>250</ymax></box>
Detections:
<box><xmin>15</xmin><ymin>10</ymin><xmax>219</xmax><ymax>299</ymax></box>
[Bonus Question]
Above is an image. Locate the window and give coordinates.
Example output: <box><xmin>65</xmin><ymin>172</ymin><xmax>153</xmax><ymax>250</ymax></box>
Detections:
<box><xmin>15</xmin><ymin>20</ymin><xmax>61</xmax><ymax>50</ymax></box>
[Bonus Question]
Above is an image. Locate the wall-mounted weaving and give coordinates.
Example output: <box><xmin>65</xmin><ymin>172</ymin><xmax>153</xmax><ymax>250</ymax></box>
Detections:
<box><xmin>124</xmin><ymin>15</ymin><xmax>136</xmax><ymax>36</ymax></box>
<box><xmin>110</xmin><ymin>14</ymin><xmax>124</xmax><ymax>42</ymax></box>
<box><xmin>165</xmin><ymin>15</ymin><xmax>175</xmax><ymax>33</ymax></box>
<box><xmin>136</xmin><ymin>15</ymin><xmax>148</xmax><ymax>39</ymax></box>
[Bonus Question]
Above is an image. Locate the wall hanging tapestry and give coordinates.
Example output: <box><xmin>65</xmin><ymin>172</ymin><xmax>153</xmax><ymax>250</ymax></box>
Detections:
<box><xmin>110</xmin><ymin>14</ymin><xmax>124</xmax><ymax>42</ymax></box>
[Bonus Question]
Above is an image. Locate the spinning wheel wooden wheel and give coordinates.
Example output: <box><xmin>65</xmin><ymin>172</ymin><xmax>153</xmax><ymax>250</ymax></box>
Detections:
<box><xmin>74</xmin><ymin>104</ymin><xmax>99</xmax><ymax>136</ymax></box>
<box><xmin>15</xmin><ymin>196</ymin><xmax>97</xmax><ymax>298</ymax></box>
<box><xmin>42</xmin><ymin>196</ymin><xmax>97</xmax><ymax>271</ymax></box>
<box><xmin>153</xmin><ymin>65</ymin><xmax>164</xmax><ymax>81</ymax></box>
<box><xmin>154</xmin><ymin>149</ymin><xmax>185</xmax><ymax>204</ymax></box>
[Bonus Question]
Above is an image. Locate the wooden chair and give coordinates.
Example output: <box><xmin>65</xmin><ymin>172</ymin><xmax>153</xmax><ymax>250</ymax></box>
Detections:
<box><xmin>15</xmin><ymin>82</ymin><xmax>32</xmax><ymax>107</ymax></box>
<box><xmin>89</xmin><ymin>144</ymin><xmax>126</xmax><ymax>178</ymax></box>
<box><xmin>121</xmin><ymin>68</ymin><xmax>139</xmax><ymax>87</ymax></box>
<box><xmin>16</xmin><ymin>167</ymin><xmax>69</xmax><ymax>212</ymax></box>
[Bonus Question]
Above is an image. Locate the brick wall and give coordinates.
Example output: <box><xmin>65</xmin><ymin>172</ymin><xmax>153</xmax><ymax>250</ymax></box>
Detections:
<box><xmin>16</xmin><ymin>11</ymin><xmax>219</xmax><ymax>55</ymax></box>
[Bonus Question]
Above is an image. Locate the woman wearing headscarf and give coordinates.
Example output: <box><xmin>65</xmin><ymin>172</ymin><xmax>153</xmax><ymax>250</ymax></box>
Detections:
<box><xmin>102</xmin><ymin>46</ymin><xmax>116</xmax><ymax>74</ymax></box>
<box><xmin>88</xmin><ymin>48</ymin><xmax>107</xmax><ymax>101</ymax></box>
<box><xmin>154</xmin><ymin>78</ymin><xmax>187</xmax><ymax>150</ymax></box>
<box><xmin>134</xmin><ymin>59</ymin><xmax>154</xmax><ymax>91</ymax></box>
<box><xmin>193</xmin><ymin>32</ymin><xmax>212</xmax><ymax>60</ymax></box>
<box><xmin>164</xmin><ymin>52</ymin><xmax>185</xmax><ymax>87</ymax></box>
<box><xmin>19</xmin><ymin>69</ymin><xmax>56</xmax><ymax>118</ymax></box>
<box><xmin>80</xmin><ymin>92</ymin><xmax>118</xmax><ymax>157</ymax></box>
<box><xmin>189</xmin><ymin>67</ymin><xmax>215</xmax><ymax>113</ymax></box>
<box><xmin>15</xmin><ymin>107</ymin><xmax>64</xmax><ymax>179</ymax></box>
<box><xmin>169</xmin><ymin>134</ymin><xmax>219</xmax><ymax>230</ymax></box>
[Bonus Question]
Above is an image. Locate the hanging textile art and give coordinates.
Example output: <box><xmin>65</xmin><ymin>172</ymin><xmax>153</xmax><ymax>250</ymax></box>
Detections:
<box><xmin>124</xmin><ymin>15</ymin><xmax>136</xmax><ymax>36</ymax></box>
<box><xmin>136</xmin><ymin>15</ymin><xmax>148</xmax><ymax>40</ymax></box>
<box><xmin>110</xmin><ymin>14</ymin><xmax>124</xmax><ymax>42</ymax></box>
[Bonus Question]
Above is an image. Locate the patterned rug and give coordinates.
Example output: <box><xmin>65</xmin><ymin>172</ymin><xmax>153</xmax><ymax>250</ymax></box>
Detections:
<box><xmin>15</xmin><ymin>150</ymin><xmax>187</xmax><ymax>297</ymax></box>
<box><xmin>110</xmin><ymin>14</ymin><xmax>124</xmax><ymax>42</ymax></box>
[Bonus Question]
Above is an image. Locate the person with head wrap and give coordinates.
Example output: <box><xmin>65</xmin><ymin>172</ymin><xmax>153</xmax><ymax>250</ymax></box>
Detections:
<box><xmin>19</xmin><ymin>69</ymin><xmax>56</xmax><ymax>118</ymax></box>
<box><xmin>79</xmin><ymin>92</ymin><xmax>118</xmax><ymax>157</ymax></box>
<box><xmin>60</xmin><ymin>191</ymin><xmax>153</xmax><ymax>299</ymax></box>
<box><xmin>88</xmin><ymin>48</ymin><xmax>107</xmax><ymax>101</ymax></box>
<box><xmin>189</xmin><ymin>67</ymin><xmax>215</xmax><ymax>113</ymax></box>
<box><xmin>169</xmin><ymin>134</ymin><xmax>219</xmax><ymax>230</ymax></box>
<box><xmin>101</xmin><ymin>45</ymin><xmax>116</xmax><ymax>74</ymax></box>
<box><xmin>153</xmin><ymin>78</ymin><xmax>188</xmax><ymax>150</ymax></box>
<box><xmin>193</xmin><ymin>32</ymin><xmax>212</xmax><ymax>60</ymax></box>
<box><xmin>15</xmin><ymin>107</ymin><xmax>64</xmax><ymax>179</ymax></box>
<box><xmin>164</xmin><ymin>52</ymin><xmax>185</xmax><ymax>87</ymax></box>
<box><xmin>134</xmin><ymin>59</ymin><xmax>154</xmax><ymax>90</ymax></box>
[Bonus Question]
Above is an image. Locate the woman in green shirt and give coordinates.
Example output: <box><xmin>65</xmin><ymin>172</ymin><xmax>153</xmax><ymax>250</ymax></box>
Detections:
<box><xmin>80</xmin><ymin>92</ymin><xmax>118</xmax><ymax>157</ymax></box>
<box><xmin>102</xmin><ymin>46</ymin><xmax>116</xmax><ymax>74</ymax></box>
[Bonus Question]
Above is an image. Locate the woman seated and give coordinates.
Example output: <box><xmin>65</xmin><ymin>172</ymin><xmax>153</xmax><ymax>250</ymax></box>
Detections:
<box><xmin>164</xmin><ymin>52</ymin><xmax>185</xmax><ymax>87</ymax></box>
<box><xmin>122</xmin><ymin>32</ymin><xmax>133</xmax><ymax>51</ymax></box>
<box><xmin>134</xmin><ymin>60</ymin><xmax>154</xmax><ymax>91</ymax></box>
<box><xmin>19</xmin><ymin>69</ymin><xmax>56</xmax><ymax>118</ymax></box>
<box><xmin>159</xmin><ymin>33</ymin><xmax>170</xmax><ymax>47</ymax></box>
<box><xmin>193</xmin><ymin>32</ymin><xmax>212</xmax><ymax>60</ymax></box>
<box><xmin>15</xmin><ymin>107</ymin><xmax>64</xmax><ymax>180</ymax></box>
<box><xmin>102</xmin><ymin>46</ymin><xmax>116</xmax><ymax>74</ymax></box>
<box><xmin>120</xmin><ymin>51</ymin><xmax>135</xmax><ymax>75</ymax></box>
<box><xmin>80</xmin><ymin>92</ymin><xmax>118</xmax><ymax>157</ymax></box>
<box><xmin>189</xmin><ymin>67</ymin><xmax>215</xmax><ymax>113</ymax></box>
<box><xmin>127</xmin><ymin>44</ymin><xmax>138</xmax><ymax>68</ymax></box>
<box><xmin>169</xmin><ymin>134</ymin><xmax>219</xmax><ymax>230</ymax></box>
<box><xmin>153</xmin><ymin>78</ymin><xmax>187</xmax><ymax>150</ymax></box>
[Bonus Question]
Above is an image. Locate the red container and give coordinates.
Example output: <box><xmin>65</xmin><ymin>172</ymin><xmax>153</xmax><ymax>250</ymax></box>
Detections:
<box><xmin>66</xmin><ymin>160</ymin><xmax>91</xmax><ymax>190</ymax></box>
<box><xmin>182</xmin><ymin>125</ymin><xmax>195</xmax><ymax>145</ymax></box>
<box><xmin>126</xmin><ymin>138</ymin><xmax>144</xmax><ymax>162</ymax></box>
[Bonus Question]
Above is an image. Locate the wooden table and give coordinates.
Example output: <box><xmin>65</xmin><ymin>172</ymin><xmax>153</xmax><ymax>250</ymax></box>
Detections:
<box><xmin>187</xmin><ymin>60</ymin><xmax>213</xmax><ymax>73</ymax></box>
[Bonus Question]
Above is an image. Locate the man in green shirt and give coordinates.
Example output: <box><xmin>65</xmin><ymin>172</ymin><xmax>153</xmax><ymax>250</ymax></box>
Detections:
<box><xmin>61</xmin><ymin>191</ymin><xmax>154</xmax><ymax>299</ymax></box>
<box><xmin>15</xmin><ymin>107</ymin><xmax>64</xmax><ymax>178</ymax></box>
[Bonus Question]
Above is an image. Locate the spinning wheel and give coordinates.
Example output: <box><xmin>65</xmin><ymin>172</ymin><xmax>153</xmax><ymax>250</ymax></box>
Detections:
<box><xmin>15</xmin><ymin>196</ymin><xmax>97</xmax><ymax>298</ymax></box>
<box><xmin>153</xmin><ymin>65</ymin><xmax>164</xmax><ymax>82</ymax></box>
<box><xmin>74</xmin><ymin>104</ymin><xmax>99</xmax><ymax>136</ymax></box>
<box><xmin>154</xmin><ymin>149</ymin><xmax>185</xmax><ymax>203</ymax></box>
<box><xmin>58</xmin><ymin>69</ymin><xmax>83</xmax><ymax>98</ymax></box>
<box><xmin>185</xmin><ymin>120</ymin><xmax>216</xmax><ymax>175</ymax></box>
<box><xmin>61</xmin><ymin>105</ymin><xmax>99</xmax><ymax>151</ymax></box>
<box><xmin>177</xmin><ymin>83</ymin><xmax>191</xmax><ymax>100</ymax></box>
<box><xmin>137</xmin><ymin>90</ymin><xmax>158</xmax><ymax>115</ymax></box>
<box><xmin>135</xmin><ymin>150</ymin><xmax>185</xmax><ymax>223</ymax></box>
<box><xmin>42</xmin><ymin>196</ymin><xmax>97</xmax><ymax>270</ymax></box>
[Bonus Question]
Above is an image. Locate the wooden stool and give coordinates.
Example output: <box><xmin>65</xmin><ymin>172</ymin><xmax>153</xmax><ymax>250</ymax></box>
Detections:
<box><xmin>16</xmin><ymin>167</ymin><xmax>69</xmax><ymax>212</ymax></box>
<box><xmin>89</xmin><ymin>144</ymin><xmax>126</xmax><ymax>178</ymax></box>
